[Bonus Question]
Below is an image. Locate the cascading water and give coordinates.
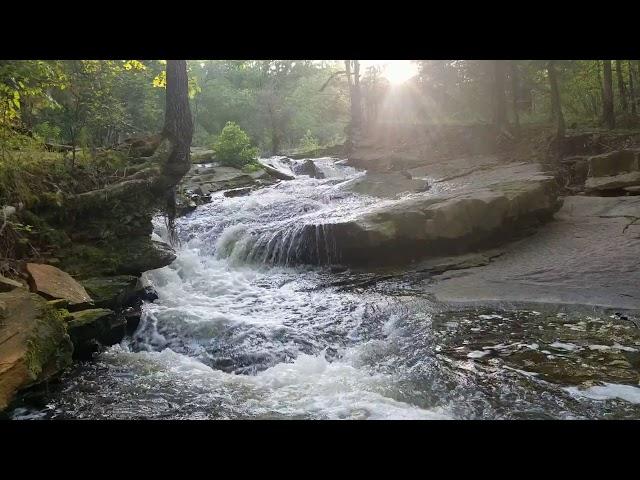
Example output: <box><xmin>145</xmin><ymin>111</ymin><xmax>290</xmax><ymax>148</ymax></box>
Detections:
<box><xmin>9</xmin><ymin>157</ymin><xmax>640</xmax><ymax>420</ymax></box>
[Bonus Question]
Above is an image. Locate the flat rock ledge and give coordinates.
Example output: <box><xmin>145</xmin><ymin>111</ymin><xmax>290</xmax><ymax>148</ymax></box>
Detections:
<box><xmin>306</xmin><ymin>160</ymin><xmax>562</xmax><ymax>266</ymax></box>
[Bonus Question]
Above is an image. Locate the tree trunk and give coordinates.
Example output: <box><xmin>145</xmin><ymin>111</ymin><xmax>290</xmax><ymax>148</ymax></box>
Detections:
<box><xmin>352</xmin><ymin>60</ymin><xmax>363</xmax><ymax>132</ymax></box>
<box><xmin>510</xmin><ymin>61</ymin><xmax>520</xmax><ymax>133</ymax></box>
<box><xmin>596</xmin><ymin>60</ymin><xmax>603</xmax><ymax>116</ymax></box>
<box><xmin>602</xmin><ymin>60</ymin><xmax>615</xmax><ymax>129</ymax></box>
<box><xmin>616</xmin><ymin>60</ymin><xmax>628</xmax><ymax>112</ymax></box>
<box><xmin>492</xmin><ymin>60</ymin><xmax>507</xmax><ymax>130</ymax></box>
<box><xmin>547</xmin><ymin>60</ymin><xmax>565</xmax><ymax>139</ymax></box>
<box><xmin>161</xmin><ymin>59</ymin><xmax>194</xmax><ymax>185</ymax></box>
<box><xmin>629</xmin><ymin>60</ymin><xmax>637</xmax><ymax>115</ymax></box>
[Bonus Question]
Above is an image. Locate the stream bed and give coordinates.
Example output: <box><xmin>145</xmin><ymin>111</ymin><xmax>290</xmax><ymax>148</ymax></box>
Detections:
<box><xmin>9</xmin><ymin>158</ymin><xmax>640</xmax><ymax>419</ymax></box>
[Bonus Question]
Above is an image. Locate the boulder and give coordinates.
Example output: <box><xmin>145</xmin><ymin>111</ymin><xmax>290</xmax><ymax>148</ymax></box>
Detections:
<box><xmin>79</xmin><ymin>275</ymin><xmax>140</xmax><ymax>310</ymax></box>
<box><xmin>278</xmin><ymin>160</ymin><xmax>561</xmax><ymax>267</ymax></box>
<box><xmin>585</xmin><ymin>171</ymin><xmax>640</xmax><ymax>193</ymax></box>
<box><xmin>291</xmin><ymin>159</ymin><xmax>325</xmax><ymax>179</ymax></box>
<box><xmin>25</xmin><ymin>263</ymin><xmax>93</xmax><ymax>310</ymax></box>
<box><xmin>0</xmin><ymin>275</ymin><xmax>24</xmax><ymax>292</ymax></box>
<box><xmin>114</xmin><ymin>239</ymin><xmax>176</xmax><ymax>276</ymax></box>
<box><xmin>260</xmin><ymin>162</ymin><xmax>295</xmax><ymax>181</ymax></box>
<box><xmin>0</xmin><ymin>289</ymin><xmax>73</xmax><ymax>411</ymax></box>
<box><xmin>587</xmin><ymin>150</ymin><xmax>639</xmax><ymax>177</ymax></box>
<box><xmin>66</xmin><ymin>308</ymin><xmax>126</xmax><ymax>359</ymax></box>
<box><xmin>326</xmin><ymin>177</ymin><xmax>560</xmax><ymax>265</ymax></box>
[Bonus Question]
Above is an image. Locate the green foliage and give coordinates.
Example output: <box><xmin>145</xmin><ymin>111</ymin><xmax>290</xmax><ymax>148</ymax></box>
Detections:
<box><xmin>213</xmin><ymin>121</ymin><xmax>259</xmax><ymax>168</ymax></box>
<box><xmin>241</xmin><ymin>162</ymin><xmax>263</xmax><ymax>173</ymax></box>
<box><xmin>299</xmin><ymin>130</ymin><xmax>320</xmax><ymax>151</ymax></box>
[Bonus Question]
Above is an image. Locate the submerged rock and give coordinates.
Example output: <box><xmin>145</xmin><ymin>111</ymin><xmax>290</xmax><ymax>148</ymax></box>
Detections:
<box><xmin>25</xmin><ymin>263</ymin><xmax>93</xmax><ymax>310</ymax></box>
<box><xmin>0</xmin><ymin>289</ymin><xmax>73</xmax><ymax>411</ymax></box>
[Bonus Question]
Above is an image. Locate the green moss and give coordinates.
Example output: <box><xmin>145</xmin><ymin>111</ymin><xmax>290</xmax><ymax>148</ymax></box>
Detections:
<box><xmin>24</xmin><ymin>303</ymin><xmax>73</xmax><ymax>380</ymax></box>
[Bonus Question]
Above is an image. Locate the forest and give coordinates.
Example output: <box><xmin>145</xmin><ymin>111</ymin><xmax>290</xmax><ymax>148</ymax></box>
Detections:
<box><xmin>1</xmin><ymin>59</ymin><xmax>640</xmax><ymax>421</ymax></box>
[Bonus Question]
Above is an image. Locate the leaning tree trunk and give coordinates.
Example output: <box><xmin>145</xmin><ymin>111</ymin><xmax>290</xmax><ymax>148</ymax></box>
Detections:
<box><xmin>547</xmin><ymin>60</ymin><xmax>565</xmax><ymax>139</ymax></box>
<box><xmin>492</xmin><ymin>60</ymin><xmax>508</xmax><ymax>131</ymax></box>
<box><xmin>616</xmin><ymin>60</ymin><xmax>628</xmax><ymax>113</ymax></box>
<box><xmin>602</xmin><ymin>60</ymin><xmax>615</xmax><ymax>129</ymax></box>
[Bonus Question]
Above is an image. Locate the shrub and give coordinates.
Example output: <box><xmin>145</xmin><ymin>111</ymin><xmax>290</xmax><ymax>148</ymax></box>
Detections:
<box><xmin>299</xmin><ymin>130</ymin><xmax>320</xmax><ymax>152</ymax></box>
<box><xmin>212</xmin><ymin>122</ymin><xmax>259</xmax><ymax>168</ymax></box>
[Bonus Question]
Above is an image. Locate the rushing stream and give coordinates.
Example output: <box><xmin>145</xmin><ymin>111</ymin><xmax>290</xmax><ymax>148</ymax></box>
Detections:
<box><xmin>9</xmin><ymin>158</ymin><xmax>640</xmax><ymax>419</ymax></box>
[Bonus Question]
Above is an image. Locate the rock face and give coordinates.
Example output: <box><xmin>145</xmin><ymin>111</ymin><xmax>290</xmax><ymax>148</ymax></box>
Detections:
<box><xmin>26</xmin><ymin>263</ymin><xmax>93</xmax><ymax>309</ymax></box>
<box><xmin>0</xmin><ymin>289</ymin><xmax>73</xmax><ymax>411</ymax></box>
<box><xmin>320</xmin><ymin>159</ymin><xmax>562</xmax><ymax>266</ymax></box>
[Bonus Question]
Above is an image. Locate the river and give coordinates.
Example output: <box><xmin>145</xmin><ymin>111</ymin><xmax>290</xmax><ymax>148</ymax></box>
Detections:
<box><xmin>9</xmin><ymin>158</ymin><xmax>640</xmax><ymax>419</ymax></box>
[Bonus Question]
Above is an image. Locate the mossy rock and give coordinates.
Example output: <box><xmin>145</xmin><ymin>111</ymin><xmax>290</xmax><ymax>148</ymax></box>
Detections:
<box><xmin>80</xmin><ymin>275</ymin><xmax>139</xmax><ymax>310</ymax></box>
<box><xmin>0</xmin><ymin>290</ymin><xmax>73</xmax><ymax>411</ymax></box>
<box><xmin>59</xmin><ymin>237</ymin><xmax>175</xmax><ymax>278</ymax></box>
<box><xmin>66</xmin><ymin>308</ymin><xmax>126</xmax><ymax>359</ymax></box>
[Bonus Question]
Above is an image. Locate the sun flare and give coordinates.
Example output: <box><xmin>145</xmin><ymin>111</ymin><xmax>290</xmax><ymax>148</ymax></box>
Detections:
<box><xmin>364</xmin><ymin>60</ymin><xmax>418</xmax><ymax>85</ymax></box>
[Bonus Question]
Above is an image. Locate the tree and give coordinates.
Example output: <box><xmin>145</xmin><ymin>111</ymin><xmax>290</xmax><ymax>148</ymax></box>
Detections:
<box><xmin>547</xmin><ymin>60</ymin><xmax>565</xmax><ymax>138</ymax></box>
<box><xmin>510</xmin><ymin>60</ymin><xmax>520</xmax><ymax>133</ymax></box>
<box><xmin>161</xmin><ymin>59</ymin><xmax>194</xmax><ymax>186</ymax></box>
<box><xmin>629</xmin><ymin>60</ymin><xmax>637</xmax><ymax>115</ymax></box>
<box><xmin>616</xmin><ymin>60</ymin><xmax>627</xmax><ymax>112</ymax></box>
<box><xmin>602</xmin><ymin>60</ymin><xmax>615</xmax><ymax>129</ymax></box>
<box><xmin>492</xmin><ymin>60</ymin><xmax>507</xmax><ymax>130</ymax></box>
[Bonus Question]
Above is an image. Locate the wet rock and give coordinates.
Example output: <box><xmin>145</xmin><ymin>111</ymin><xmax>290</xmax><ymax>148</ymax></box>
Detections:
<box><xmin>0</xmin><ymin>289</ymin><xmax>73</xmax><ymax>411</ymax></box>
<box><xmin>260</xmin><ymin>162</ymin><xmax>295</xmax><ymax>181</ymax></box>
<box><xmin>343</xmin><ymin>172</ymin><xmax>429</xmax><ymax>198</ymax></box>
<box><xmin>224</xmin><ymin>187</ymin><xmax>253</xmax><ymax>198</ymax></box>
<box><xmin>0</xmin><ymin>275</ymin><xmax>24</xmax><ymax>292</ymax></box>
<box><xmin>291</xmin><ymin>159</ymin><xmax>325</xmax><ymax>179</ymax></box>
<box><xmin>325</xmin><ymin>162</ymin><xmax>561</xmax><ymax>266</ymax></box>
<box><xmin>66</xmin><ymin>308</ymin><xmax>126</xmax><ymax>359</ymax></box>
<box><xmin>25</xmin><ymin>263</ymin><xmax>93</xmax><ymax>311</ymax></box>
